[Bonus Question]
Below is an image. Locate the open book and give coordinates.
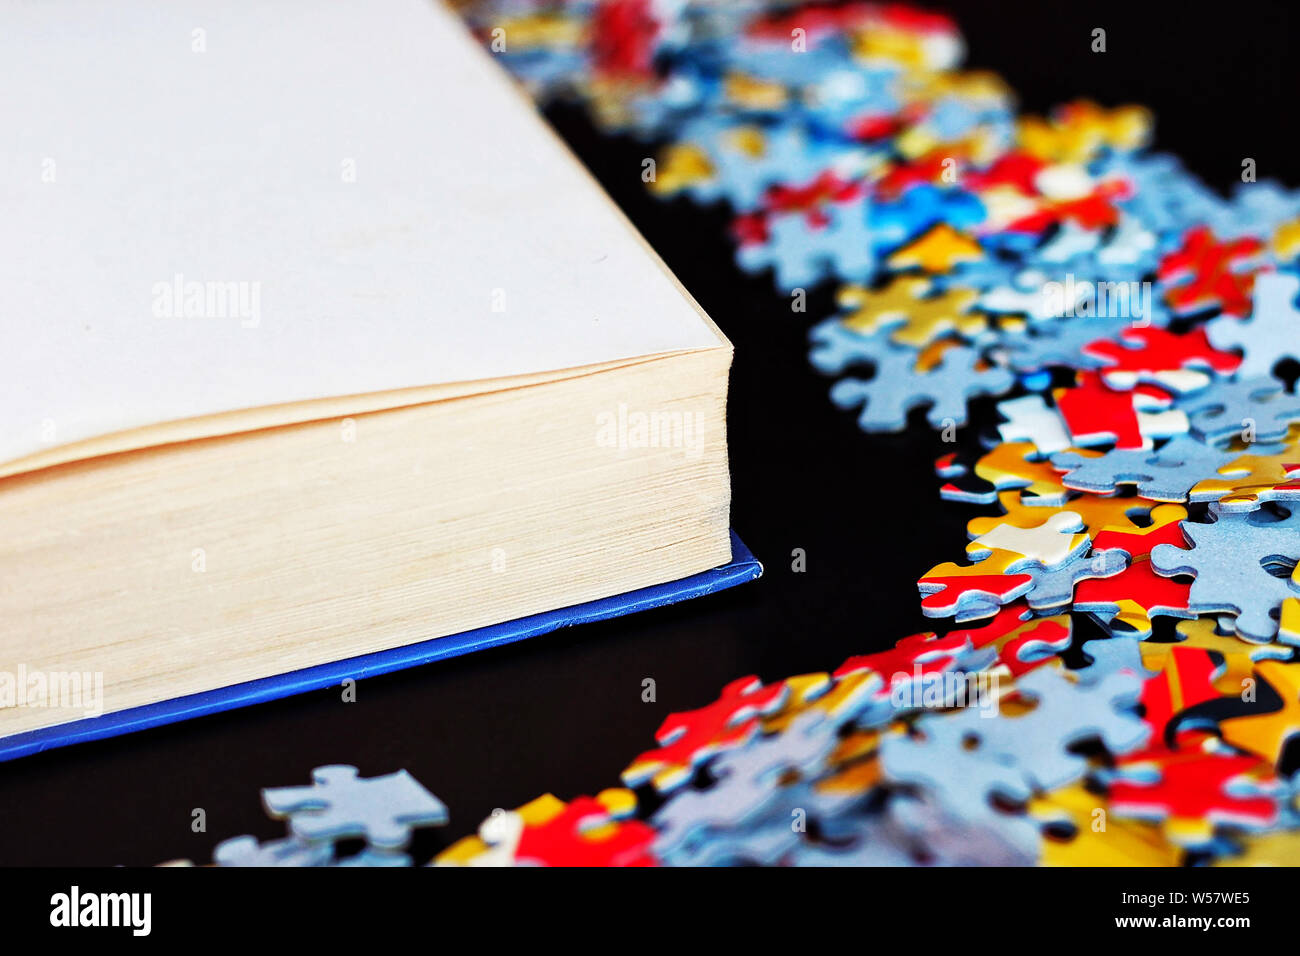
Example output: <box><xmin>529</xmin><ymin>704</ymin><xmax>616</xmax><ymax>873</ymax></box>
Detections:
<box><xmin>0</xmin><ymin>0</ymin><xmax>749</xmax><ymax>751</ymax></box>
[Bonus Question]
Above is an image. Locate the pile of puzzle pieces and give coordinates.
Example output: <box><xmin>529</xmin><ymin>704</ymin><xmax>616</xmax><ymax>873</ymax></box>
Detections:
<box><xmin>447</xmin><ymin>0</ymin><xmax>1300</xmax><ymax>865</ymax></box>
<box><xmin>168</xmin><ymin>0</ymin><xmax>1297</xmax><ymax>866</ymax></box>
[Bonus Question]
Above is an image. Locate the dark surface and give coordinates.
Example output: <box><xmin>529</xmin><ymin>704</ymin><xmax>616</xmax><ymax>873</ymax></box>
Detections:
<box><xmin>1</xmin><ymin>1</ymin><xmax>1296</xmax><ymax>865</ymax></box>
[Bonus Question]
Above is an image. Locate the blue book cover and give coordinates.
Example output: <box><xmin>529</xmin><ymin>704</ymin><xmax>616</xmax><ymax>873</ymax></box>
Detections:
<box><xmin>0</xmin><ymin>531</ymin><xmax>761</xmax><ymax>762</ymax></box>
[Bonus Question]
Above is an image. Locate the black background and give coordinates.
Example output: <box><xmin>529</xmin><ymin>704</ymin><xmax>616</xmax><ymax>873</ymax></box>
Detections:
<box><xmin>2</xmin><ymin>0</ymin><xmax>1298</xmax><ymax>866</ymax></box>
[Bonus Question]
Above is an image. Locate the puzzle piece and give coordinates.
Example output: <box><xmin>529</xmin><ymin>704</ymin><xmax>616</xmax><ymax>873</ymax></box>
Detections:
<box><xmin>516</xmin><ymin>792</ymin><xmax>657</xmax><ymax>867</ymax></box>
<box><xmin>995</xmin><ymin>394</ymin><xmax>1072</xmax><ymax>454</ymax></box>
<box><xmin>262</xmin><ymin>766</ymin><xmax>448</xmax><ymax>851</ymax></box>
<box><xmin>1157</xmin><ymin>226</ymin><xmax>1264</xmax><ymax>318</ymax></box>
<box><xmin>971</xmin><ymin>440</ymin><xmax>1072</xmax><ymax>504</ymax></box>
<box><xmin>1177</xmin><ymin>376</ymin><xmax>1300</xmax><ymax>446</ymax></box>
<box><xmin>1188</xmin><ymin>431</ymin><xmax>1300</xmax><ymax>512</ymax></box>
<box><xmin>1082</xmin><ymin>326</ymin><xmax>1240</xmax><ymax>395</ymax></box>
<box><xmin>836</xmin><ymin>276</ymin><xmax>984</xmax><ymax>348</ymax></box>
<box><xmin>1151</xmin><ymin>506</ymin><xmax>1300</xmax><ymax>641</ymax></box>
<box><xmin>885</xmin><ymin>222</ymin><xmax>984</xmax><ymax>274</ymax></box>
<box><xmin>830</xmin><ymin>342</ymin><xmax>1014</xmax><ymax>432</ymax></box>
<box><xmin>212</xmin><ymin>835</ymin><xmax>333</xmax><ymax>868</ymax></box>
<box><xmin>736</xmin><ymin>194</ymin><xmax>877</xmax><ymax>289</ymax></box>
<box><xmin>1071</xmin><ymin>504</ymin><xmax>1193</xmax><ymax>637</ymax></box>
<box><xmin>966</xmin><ymin>511</ymin><xmax>1088</xmax><ymax>568</ymax></box>
<box><xmin>1054</xmin><ymin>371</ymin><xmax>1148</xmax><ymax>449</ymax></box>
<box><xmin>1207</xmin><ymin>271</ymin><xmax>1300</xmax><ymax>377</ymax></box>
<box><xmin>1050</xmin><ymin>434</ymin><xmax>1238</xmax><ymax>501</ymax></box>
<box><xmin>622</xmin><ymin>675</ymin><xmax>790</xmax><ymax>792</ymax></box>
<box><xmin>1111</xmin><ymin>736</ymin><xmax>1279</xmax><ymax>846</ymax></box>
<box><xmin>917</xmin><ymin>547</ymin><xmax>1035</xmax><ymax>620</ymax></box>
<box><xmin>650</xmin><ymin>712</ymin><xmax>838</xmax><ymax>864</ymax></box>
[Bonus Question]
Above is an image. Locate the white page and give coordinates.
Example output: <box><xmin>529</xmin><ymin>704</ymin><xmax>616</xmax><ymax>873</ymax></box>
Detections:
<box><xmin>0</xmin><ymin>0</ymin><xmax>721</xmax><ymax>466</ymax></box>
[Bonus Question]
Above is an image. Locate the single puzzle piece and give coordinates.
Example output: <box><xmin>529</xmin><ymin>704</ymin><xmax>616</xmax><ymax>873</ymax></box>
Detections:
<box><xmin>621</xmin><ymin>674</ymin><xmax>790</xmax><ymax>792</ymax></box>
<box><xmin>515</xmin><ymin>792</ymin><xmax>657</xmax><ymax>867</ymax></box>
<box><xmin>262</xmin><ymin>766</ymin><xmax>448</xmax><ymax>851</ymax></box>
<box><xmin>807</xmin><ymin>319</ymin><xmax>894</xmax><ymax>376</ymax></box>
<box><xmin>1110</xmin><ymin>736</ymin><xmax>1279</xmax><ymax>846</ymax></box>
<box><xmin>735</xmin><ymin>194</ymin><xmax>877</xmax><ymax>290</ymax></box>
<box><xmin>917</xmin><ymin>547</ymin><xmax>1035</xmax><ymax>620</ymax></box>
<box><xmin>1050</xmin><ymin>434</ymin><xmax>1238</xmax><ymax>501</ymax></box>
<box><xmin>1054</xmin><ymin>371</ymin><xmax>1149</xmax><ymax>449</ymax></box>
<box><xmin>1188</xmin><ymin>430</ymin><xmax>1300</xmax><ymax>512</ymax></box>
<box><xmin>966</xmin><ymin>510</ymin><xmax>1089</xmax><ymax>568</ymax></box>
<box><xmin>884</xmin><ymin>222</ymin><xmax>984</xmax><ymax>274</ymax></box>
<box><xmin>836</xmin><ymin>276</ymin><xmax>984</xmax><ymax>348</ymax></box>
<box><xmin>995</xmin><ymin>394</ymin><xmax>1072</xmax><ymax>454</ymax></box>
<box><xmin>830</xmin><ymin>342</ymin><xmax>1014</xmax><ymax>432</ymax></box>
<box><xmin>1176</xmin><ymin>377</ymin><xmax>1300</xmax><ymax>446</ymax></box>
<box><xmin>1207</xmin><ymin>271</ymin><xmax>1300</xmax><ymax>377</ymax></box>
<box><xmin>1151</xmin><ymin>506</ymin><xmax>1300</xmax><ymax>641</ymax></box>
<box><xmin>1082</xmin><ymin>326</ymin><xmax>1240</xmax><ymax>395</ymax></box>
<box><xmin>1072</xmin><ymin>504</ymin><xmax>1193</xmax><ymax>636</ymax></box>
<box><xmin>1157</xmin><ymin>226</ymin><xmax>1264</xmax><ymax>318</ymax></box>
<box><xmin>212</xmin><ymin>835</ymin><xmax>334</xmax><ymax>868</ymax></box>
<box><xmin>970</xmin><ymin>440</ymin><xmax>1071</xmax><ymax>505</ymax></box>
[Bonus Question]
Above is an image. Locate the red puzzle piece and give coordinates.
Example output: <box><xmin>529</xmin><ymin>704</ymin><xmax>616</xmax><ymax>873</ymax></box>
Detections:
<box><xmin>515</xmin><ymin>797</ymin><xmax>658</xmax><ymax>867</ymax></box>
<box><xmin>1054</xmin><ymin>371</ymin><xmax>1146</xmax><ymax>448</ymax></box>
<box><xmin>834</xmin><ymin>630</ymin><xmax>971</xmax><ymax>687</ymax></box>
<box><xmin>1111</xmin><ymin>736</ymin><xmax>1278</xmax><ymax>832</ymax></box>
<box><xmin>1157</xmin><ymin>226</ymin><xmax>1265</xmax><ymax>318</ymax></box>
<box><xmin>1082</xmin><ymin>326</ymin><xmax>1240</xmax><ymax>389</ymax></box>
<box><xmin>916</xmin><ymin>566</ymin><xmax>1034</xmax><ymax>618</ymax></box>
<box><xmin>621</xmin><ymin>675</ymin><xmax>790</xmax><ymax>792</ymax></box>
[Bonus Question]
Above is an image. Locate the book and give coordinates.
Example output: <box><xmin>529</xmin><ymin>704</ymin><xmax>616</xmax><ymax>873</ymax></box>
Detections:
<box><xmin>0</xmin><ymin>0</ymin><xmax>749</xmax><ymax>748</ymax></box>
